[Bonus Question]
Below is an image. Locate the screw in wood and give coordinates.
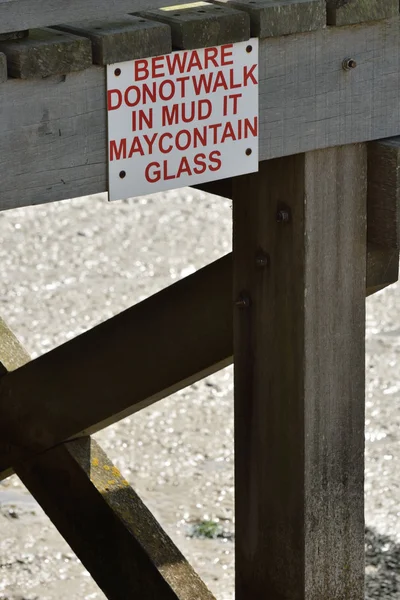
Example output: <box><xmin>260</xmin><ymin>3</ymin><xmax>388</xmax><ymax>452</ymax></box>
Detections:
<box><xmin>276</xmin><ymin>210</ymin><xmax>290</xmax><ymax>223</ymax></box>
<box><xmin>342</xmin><ymin>58</ymin><xmax>357</xmax><ymax>71</ymax></box>
<box><xmin>235</xmin><ymin>294</ymin><xmax>250</xmax><ymax>309</ymax></box>
<box><xmin>255</xmin><ymin>251</ymin><xmax>270</xmax><ymax>268</ymax></box>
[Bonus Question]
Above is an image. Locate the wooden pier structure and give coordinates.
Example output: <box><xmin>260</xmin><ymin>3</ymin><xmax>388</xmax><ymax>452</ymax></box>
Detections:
<box><xmin>0</xmin><ymin>0</ymin><xmax>399</xmax><ymax>598</ymax></box>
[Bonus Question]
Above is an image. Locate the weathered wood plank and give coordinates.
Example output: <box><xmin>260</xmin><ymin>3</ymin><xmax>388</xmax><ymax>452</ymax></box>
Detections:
<box><xmin>0</xmin><ymin>52</ymin><xmax>6</xmax><ymax>82</ymax></box>
<box><xmin>138</xmin><ymin>2</ymin><xmax>249</xmax><ymax>49</ymax></box>
<box><xmin>16</xmin><ymin>437</ymin><xmax>215</xmax><ymax>600</ymax></box>
<box><xmin>0</xmin><ymin>254</ymin><xmax>233</xmax><ymax>475</ymax></box>
<box><xmin>233</xmin><ymin>147</ymin><xmax>366</xmax><ymax>598</ymax></box>
<box><xmin>326</xmin><ymin>0</ymin><xmax>398</xmax><ymax>26</ymax></box>
<box><xmin>0</xmin><ymin>28</ymin><xmax>92</xmax><ymax>79</ymax></box>
<box><xmin>211</xmin><ymin>0</ymin><xmax>326</xmax><ymax>38</ymax></box>
<box><xmin>0</xmin><ymin>0</ymin><xmax>215</xmax><ymax>36</ymax></box>
<box><xmin>368</xmin><ymin>138</ymin><xmax>400</xmax><ymax>250</ymax></box>
<box><xmin>1</xmin><ymin>17</ymin><xmax>400</xmax><ymax>208</ymax></box>
<box><xmin>55</xmin><ymin>16</ymin><xmax>171</xmax><ymax>66</ymax></box>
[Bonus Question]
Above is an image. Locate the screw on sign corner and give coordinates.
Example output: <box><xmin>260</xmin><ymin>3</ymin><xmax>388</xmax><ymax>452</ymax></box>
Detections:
<box><xmin>342</xmin><ymin>58</ymin><xmax>357</xmax><ymax>71</ymax></box>
<box><xmin>119</xmin><ymin>171</ymin><xmax>126</xmax><ymax>179</ymax></box>
<box><xmin>114</xmin><ymin>67</ymin><xmax>121</xmax><ymax>77</ymax></box>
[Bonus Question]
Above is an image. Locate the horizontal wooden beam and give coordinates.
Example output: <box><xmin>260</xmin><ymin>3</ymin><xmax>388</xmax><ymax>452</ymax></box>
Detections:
<box><xmin>137</xmin><ymin>3</ymin><xmax>250</xmax><ymax>49</ymax></box>
<box><xmin>2</xmin><ymin>17</ymin><xmax>400</xmax><ymax>209</ymax></box>
<box><xmin>0</xmin><ymin>254</ymin><xmax>233</xmax><ymax>477</ymax></box>
<box><xmin>16</xmin><ymin>437</ymin><xmax>215</xmax><ymax>600</ymax></box>
<box><xmin>0</xmin><ymin>0</ymin><xmax>206</xmax><ymax>36</ymax></box>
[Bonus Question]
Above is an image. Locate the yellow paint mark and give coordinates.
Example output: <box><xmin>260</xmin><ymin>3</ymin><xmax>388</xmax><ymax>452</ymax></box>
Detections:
<box><xmin>91</xmin><ymin>458</ymin><xmax>99</xmax><ymax>467</ymax></box>
<box><xmin>103</xmin><ymin>464</ymin><xmax>110</xmax><ymax>471</ymax></box>
<box><xmin>161</xmin><ymin>1</ymin><xmax>208</xmax><ymax>10</ymax></box>
<box><xmin>122</xmin><ymin>480</ymin><xmax>130</xmax><ymax>487</ymax></box>
<box><xmin>107</xmin><ymin>480</ymin><xmax>116</xmax><ymax>486</ymax></box>
<box><xmin>111</xmin><ymin>466</ymin><xmax>121</xmax><ymax>478</ymax></box>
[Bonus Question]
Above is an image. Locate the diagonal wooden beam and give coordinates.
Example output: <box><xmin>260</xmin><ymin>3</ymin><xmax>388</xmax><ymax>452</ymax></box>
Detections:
<box><xmin>0</xmin><ymin>254</ymin><xmax>233</xmax><ymax>478</ymax></box>
<box><xmin>15</xmin><ymin>436</ymin><xmax>215</xmax><ymax>600</ymax></box>
<box><xmin>0</xmin><ymin>236</ymin><xmax>398</xmax><ymax>481</ymax></box>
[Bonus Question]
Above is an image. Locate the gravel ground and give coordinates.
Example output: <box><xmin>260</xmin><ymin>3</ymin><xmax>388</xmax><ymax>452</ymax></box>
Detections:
<box><xmin>0</xmin><ymin>190</ymin><xmax>399</xmax><ymax>600</ymax></box>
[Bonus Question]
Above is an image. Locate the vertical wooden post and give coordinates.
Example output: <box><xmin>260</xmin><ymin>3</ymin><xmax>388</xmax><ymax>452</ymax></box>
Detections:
<box><xmin>233</xmin><ymin>145</ymin><xmax>366</xmax><ymax>599</ymax></box>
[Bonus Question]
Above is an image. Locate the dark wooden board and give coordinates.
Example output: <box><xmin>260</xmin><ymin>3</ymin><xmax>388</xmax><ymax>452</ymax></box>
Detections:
<box><xmin>17</xmin><ymin>437</ymin><xmax>215</xmax><ymax>600</ymax></box>
<box><xmin>368</xmin><ymin>138</ymin><xmax>400</xmax><ymax>250</ymax></box>
<box><xmin>2</xmin><ymin>18</ymin><xmax>400</xmax><ymax>208</ymax></box>
<box><xmin>233</xmin><ymin>146</ymin><xmax>366</xmax><ymax>598</ymax></box>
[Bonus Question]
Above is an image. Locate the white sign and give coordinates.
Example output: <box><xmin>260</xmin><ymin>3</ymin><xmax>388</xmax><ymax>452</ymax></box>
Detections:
<box><xmin>107</xmin><ymin>39</ymin><xmax>259</xmax><ymax>200</ymax></box>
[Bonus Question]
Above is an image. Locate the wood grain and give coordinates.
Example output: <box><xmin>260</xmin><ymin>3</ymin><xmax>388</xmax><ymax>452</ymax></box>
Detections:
<box><xmin>366</xmin><ymin>244</ymin><xmax>399</xmax><ymax>295</ymax></box>
<box><xmin>211</xmin><ymin>0</ymin><xmax>326</xmax><ymax>38</ymax></box>
<box><xmin>0</xmin><ymin>322</ymin><xmax>214</xmax><ymax>598</ymax></box>
<box><xmin>55</xmin><ymin>17</ymin><xmax>171</xmax><ymax>66</ymax></box>
<box><xmin>0</xmin><ymin>239</ymin><xmax>392</xmax><ymax>484</ymax></box>
<box><xmin>17</xmin><ymin>437</ymin><xmax>215</xmax><ymax>600</ymax></box>
<box><xmin>0</xmin><ymin>27</ymin><xmax>92</xmax><ymax>78</ymax></box>
<box><xmin>138</xmin><ymin>3</ymin><xmax>249</xmax><ymax>49</ymax></box>
<box><xmin>0</xmin><ymin>254</ymin><xmax>233</xmax><ymax>475</ymax></box>
<box><xmin>326</xmin><ymin>0</ymin><xmax>398</xmax><ymax>26</ymax></box>
<box><xmin>0</xmin><ymin>0</ymin><xmax>215</xmax><ymax>36</ymax></box>
<box><xmin>1</xmin><ymin>17</ymin><xmax>400</xmax><ymax>208</ymax></box>
<box><xmin>233</xmin><ymin>146</ymin><xmax>366</xmax><ymax>599</ymax></box>
<box><xmin>368</xmin><ymin>138</ymin><xmax>400</xmax><ymax>250</ymax></box>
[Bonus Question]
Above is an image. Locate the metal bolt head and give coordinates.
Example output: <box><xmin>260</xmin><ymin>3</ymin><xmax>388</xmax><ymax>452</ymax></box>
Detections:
<box><xmin>255</xmin><ymin>252</ymin><xmax>270</xmax><ymax>268</ymax></box>
<box><xmin>276</xmin><ymin>210</ymin><xmax>290</xmax><ymax>223</ymax></box>
<box><xmin>235</xmin><ymin>295</ymin><xmax>250</xmax><ymax>309</ymax></box>
<box><xmin>342</xmin><ymin>57</ymin><xmax>357</xmax><ymax>71</ymax></box>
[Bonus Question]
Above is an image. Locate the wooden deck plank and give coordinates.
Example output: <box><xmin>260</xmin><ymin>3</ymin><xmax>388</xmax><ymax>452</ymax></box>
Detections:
<box><xmin>16</xmin><ymin>437</ymin><xmax>215</xmax><ymax>600</ymax></box>
<box><xmin>233</xmin><ymin>147</ymin><xmax>366</xmax><ymax>599</ymax></box>
<box><xmin>137</xmin><ymin>3</ymin><xmax>249</xmax><ymax>49</ymax></box>
<box><xmin>0</xmin><ymin>0</ymin><xmax>214</xmax><ymax>36</ymax></box>
<box><xmin>1</xmin><ymin>17</ymin><xmax>400</xmax><ymax>209</ymax></box>
<box><xmin>211</xmin><ymin>0</ymin><xmax>326</xmax><ymax>38</ymax></box>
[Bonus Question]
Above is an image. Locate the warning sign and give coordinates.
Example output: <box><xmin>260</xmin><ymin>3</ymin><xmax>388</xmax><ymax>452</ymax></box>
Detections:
<box><xmin>107</xmin><ymin>39</ymin><xmax>259</xmax><ymax>200</ymax></box>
